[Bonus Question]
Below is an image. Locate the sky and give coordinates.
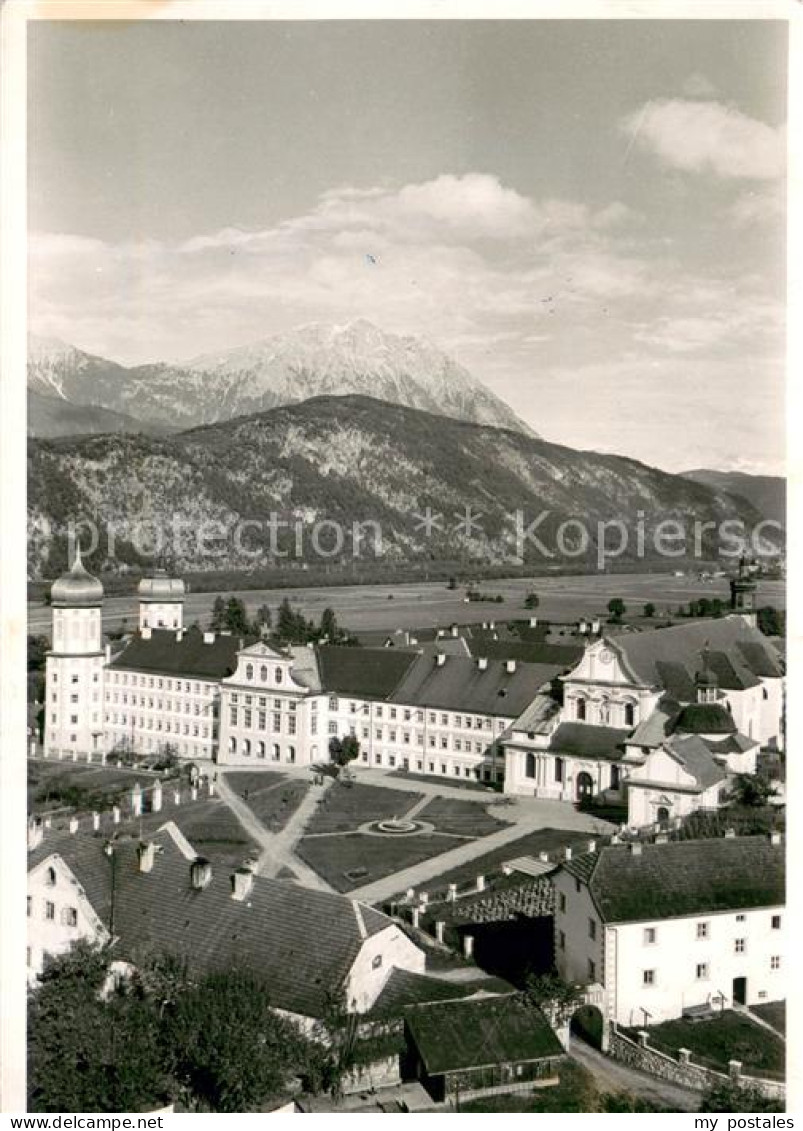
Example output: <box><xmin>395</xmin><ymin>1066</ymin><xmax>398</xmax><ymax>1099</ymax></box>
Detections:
<box><xmin>27</xmin><ymin>18</ymin><xmax>788</xmax><ymax>474</ymax></box>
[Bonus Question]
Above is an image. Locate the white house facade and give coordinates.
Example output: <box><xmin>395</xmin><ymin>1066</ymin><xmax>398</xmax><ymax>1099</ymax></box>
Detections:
<box><xmin>553</xmin><ymin>835</ymin><xmax>785</xmax><ymax>1028</ymax></box>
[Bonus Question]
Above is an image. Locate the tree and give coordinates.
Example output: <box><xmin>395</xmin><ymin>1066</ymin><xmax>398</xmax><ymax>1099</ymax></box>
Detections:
<box><xmin>166</xmin><ymin>970</ymin><xmax>308</xmax><ymax>1112</ymax></box>
<box><xmin>253</xmin><ymin>604</ymin><xmax>272</xmax><ymax>637</ymax></box>
<box><xmin>524</xmin><ymin>592</ymin><xmax>540</xmax><ymax>610</ymax></box>
<box><xmin>446</xmin><ymin>577</ymin><xmax>458</xmax><ymax>590</ymax></box>
<box><xmin>728</xmin><ymin>773</ymin><xmax>778</xmax><ymax>808</ymax></box>
<box><xmin>320</xmin><ymin>607</ymin><xmax>339</xmax><ymax>642</ymax></box>
<box><xmin>700</xmin><ymin>1082</ymin><xmax>785</xmax><ymax>1114</ymax></box>
<box><xmin>28</xmin><ymin>943</ymin><xmax>170</xmax><ymax>1113</ymax></box>
<box><xmin>328</xmin><ymin>735</ymin><xmax>360</xmax><ymax>767</ymax></box>
<box><xmin>305</xmin><ymin>988</ymin><xmax>360</xmax><ymax>1099</ymax></box>
<box><xmin>210</xmin><ymin>596</ymin><xmax>226</xmax><ymax>632</ymax></box>
<box><xmin>224</xmin><ymin>597</ymin><xmax>250</xmax><ymax>636</ymax></box>
<box><xmin>643</xmin><ymin>602</ymin><xmax>655</xmax><ymax>619</ymax></box>
<box><xmin>757</xmin><ymin>606</ymin><xmax>785</xmax><ymax>638</ymax></box>
<box><xmin>607</xmin><ymin>597</ymin><xmax>626</xmax><ymax>623</ymax></box>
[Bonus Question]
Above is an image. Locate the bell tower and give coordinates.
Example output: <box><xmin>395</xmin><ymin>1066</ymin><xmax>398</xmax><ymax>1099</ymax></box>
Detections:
<box><xmin>45</xmin><ymin>543</ymin><xmax>106</xmax><ymax>758</ymax></box>
<box><xmin>730</xmin><ymin>557</ymin><xmax>757</xmax><ymax>628</ymax></box>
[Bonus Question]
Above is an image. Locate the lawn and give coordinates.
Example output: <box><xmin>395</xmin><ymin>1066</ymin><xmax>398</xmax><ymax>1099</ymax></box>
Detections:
<box><xmin>415</xmin><ymin>797</ymin><xmax>510</xmax><ymax>838</ymax></box>
<box><xmin>223</xmin><ymin>769</ymin><xmax>289</xmax><ymax>794</ymax></box>
<box><xmin>224</xmin><ymin>769</ymin><xmax>310</xmax><ymax>833</ymax></box>
<box><xmin>752</xmin><ymin>1001</ymin><xmax>785</xmax><ymax>1036</ymax></box>
<box><xmin>390</xmin><ymin>828</ymin><xmax>597</xmax><ymax>899</ymax></box>
<box><xmin>296</xmin><ymin>831</ymin><xmax>462</xmax><ymax>893</ymax></box>
<box><xmin>134</xmin><ymin>797</ymin><xmax>257</xmax><ymax>871</ymax></box>
<box><xmin>304</xmin><ymin>781</ymin><xmax>423</xmax><ymax>835</ymax></box>
<box><xmin>28</xmin><ymin>762</ymin><xmax>149</xmax><ymax>817</ymax></box>
<box><xmin>637</xmin><ymin>1011</ymin><xmax>785</xmax><ymax>1079</ymax></box>
<box><xmin>388</xmin><ymin>769</ymin><xmax>498</xmax><ymax>794</ymax></box>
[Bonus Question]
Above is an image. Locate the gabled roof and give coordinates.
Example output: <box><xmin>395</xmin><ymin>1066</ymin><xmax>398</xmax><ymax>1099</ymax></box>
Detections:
<box><xmin>315</xmin><ymin>646</ymin><xmax>418</xmax><ymax>699</ymax></box>
<box><xmin>511</xmin><ymin>693</ymin><xmax>562</xmax><ymax>735</ymax></box>
<box><xmin>704</xmin><ymin>733</ymin><xmax>757</xmax><ymax>755</ymax></box>
<box><xmin>612</xmin><ymin>617</ymin><xmax>783</xmax><ymax>694</ymax></box>
<box><xmin>548</xmin><ymin>721</ymin><xmax>630</xmax><ymax>761</ymax></box>
<box><xmin>663</xmin><ymin>735</ymin><xmax>729</xmax><ymax>790</ymax></box>
<box><xmin>109</xmin><ymin>626</ymin><xmax>254</xmax><ymax>680</ymax></box>
<box><xmin>369</xmin><ymin>968</ymin><xmax>512</xmax><ymax>1018</ymax></box>
<box><xmin>627</xmin><ymin>697</ymin><xmax>682</xmax><ymax>748</ymax></box>
<box><xmin>28</xmin><ymin>828</ymin><xmax>398</xmax><ymax>1018</ymax></box>
<box><xmin>392</xmin><ymin>654</ymin><xmax>563</xmax><ymax>717</ymax></box>
<box><xmin>404</xmin><ymin>994</ymin><xmax>563</xmax><ymax>1075</ymax></box>
<box><xmin>562</xmin><ymin>836</ymin><xmax>784</xmax><ymax>924</ymax></box>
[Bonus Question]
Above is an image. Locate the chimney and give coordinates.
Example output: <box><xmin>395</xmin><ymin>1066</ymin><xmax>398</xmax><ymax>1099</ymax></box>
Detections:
<box><xmin>564</xmin><ymin>847</ymin><xmax>572</xmax><ymax>861</ymax></box>
<box><xmin>141</xmin><ymin>626</ymin><xmax>152</xmax><ymax>640</ymax></box>
<box><xmin>488</xmin><ymin>620</ymin><xmax>495</xmax><ymax>630</ymax></box>
<box><xmin>190</xmin><ymin>857</ymin><xmax>212</xmax><ymax>890</ymax></box>
<box><xmin>450</xmin><ymin>624</ymin><xmax>459</xmax><ymax>638</ymax></box>
<box><xmin>203</xmin><ymin>631</ymin><xmax>214</xmax><ymax>644</ymax></box>
<box><xmin>477</xmin><ymin>657</ymin><xmax>488</xmax><ymax>671</ymax></box>
<box><xmin>137</xmin><ymin>842</ymin><xmax>157</xmax><ymax>873</ymax></box>
<box><xmin>435</xmin><ymin>652</ymin><xmax>447</xmax><ymax>667</ymax></box>
<box><xmin>231</xmin><ymin>866</ymin><xmax>254</xmax><ymax>901</ymax></box>
<box><xmin>587</xmin><ymin>839</ymin><xmax>597</xmax><ymax>853</ymax></box>
<box><xmin>505</xmin><ymin>659</ymin><xmax>517</xmax><ymax>674</ymax></box>
<box><xmin>724</xmin><ymin>827</ymin><xmax>736</xmax><ymax>839</ymax></box>
<box><xmin>529</xmin><ymin>616</ymin><xmax>538</xmax><ymax>627</ymax></box>
<box><xmin>27</xmin><ymin>818</ymin><xmax>43</xmax><ymax>851</ymax></box>
<box><xmin>770</xmin><ymin>831</ymin><xmax>782</xmax><ymax>846</ymax></box>
<box><xmin>629</xmin><ymin>842</ymin><xmax>642</xmax><ymax>856</ymax></box>
<box><xmin>463</xmin><ymin>934</ymin><xmax>474</xmax><ymax>959</ymax></box>
<box><xmin>105</xmin><ymin>643</ymin><xmax>112</xmax><ymax>663</ymax></box>
<box><xmin>176</xmin><ymin>628</ymin><xmax>184</xmax><ymax>642</ymax></box>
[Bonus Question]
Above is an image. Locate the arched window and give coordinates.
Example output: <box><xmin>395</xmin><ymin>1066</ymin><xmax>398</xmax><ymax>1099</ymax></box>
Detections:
<box><xmin>576</xmin><ymin>698</ymin><xmax>586</xmax><ymax>721</ymax></box>
<box><xmin>525</xmin><ymin>752</ymin><xmax>537</xmax><ymax>779</ymax></box>
<box><xmin>243</xmin><ymin>738</ymin><xmax>251</xmax><ymax>756</ymax></box>
<box><xmin>46</xmin><ymin>867</ymin><xmax>56</xmax><ymax>887</ymax></box>
<box><xmin>260</xmin><ymin>666</ymin><xmax>268</xmax><ymax>682</ymax></box>
<box><xmin>657</xmin><ymin>806</ymin><xmax>670</xmax><ymax>824</ymax></box>
<box><xmin>624</xmin><ymin>703</ymin><xmax>635</xmax><ymax>727</ymax></box>
<box><xmin>288</xmin><ymin>745</ymin><xmax>296</xmax><ymax>763</ymax></box>
<box><xmin>598</xmin><ymin>698</ymin><xmax>610</xmax><ymax>725</ymax></box>
<box><xmin>611</xmin><ymin>764</ymin><xmax>621</xmax><ymax>790</ymax></box>
<box><xmin>245</xmin><ymin>664</ymin><xmax>254</xmax><ymax>681</ymax></box>
<box><xmin>275</xmin><ymin>667</ymin><xmax>283</xmax><ymax>684</ymax></box>
<box><xmin>272</xmin><ymin>743</ymin><xmax>280</xmax><ymax>760</ymax></box>
<box><xmin>228</xmin><ymin>736</ymin><xmax>236</xmax><ymax>753</ymax></box>
<box><xmin>257</xmin><ymin>741</ymin><xmax>266</xmax><ymax>758</ymax></box>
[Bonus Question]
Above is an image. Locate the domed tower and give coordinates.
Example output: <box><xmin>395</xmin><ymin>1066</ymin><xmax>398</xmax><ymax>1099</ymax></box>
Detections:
<box><xmin>44</xmin><ymin>544</ymin><xmax>106</xmax><ymax>759</ymax></box>
<box><xmin>730</xmin><ymin>556</ymin><xmax>757</xmax><ymax>627</ymax></box>
<box><xmin>138</xmin><ymin>569</ymin><xmax>185</xmax><ymax>631</ymax></box>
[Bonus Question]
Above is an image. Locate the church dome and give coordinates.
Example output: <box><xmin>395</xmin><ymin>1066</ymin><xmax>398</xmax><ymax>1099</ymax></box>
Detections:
<box><xmin>138</xmin><ymin>569</ymin><xmax>186</xmax><ymax>602</ymax></box>
<box><xmin>675</xmin><ymin>703</ymin><xmax>737</xmax><ymax>736</ymax></box>
<box><xmin>50</xmin><ymin>545</ymin><xmax>104</xmax><ymax>608</ymax></box>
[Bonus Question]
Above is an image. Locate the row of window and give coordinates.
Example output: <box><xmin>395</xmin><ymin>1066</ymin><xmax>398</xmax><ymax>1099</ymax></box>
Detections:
<box><xmin>230</xmin><ymin>708</ymin><xmax>297</xmax><ymax>735</ymax></box>
<box><xmin>50</xmin><ymin>673</ymin><xmax>100</xmax><ymax>684</ymax></box>
<box><xmin>328</xmin><ymin>698</ymin><xmax>504</xmax><ymax>731</ymax></box>
<box><xmin>107</xmin><ymin>695</ymin><xmax>214</xmax><ymax>715</ymax></box>
<box><xmin>242</xmin><ymin>663</ymin><xmax>285</xmax><ymax>685</ymax></box>
<box><xmin>107</xmin><ymin>716</ymin><xmax>211</xmax><ymax>739</ymax></box>
<box><xmin>230</xmin><ymin>694</ymin><xmax>297</xmax><ymax>711</ymax></box>
<box><xmin>28</xmin><ymin>896</ymin><xmax>78</xmax><ymax>926</ymax></box>
<box><xmin>227</xmin><ymin>738</ymin><xmax>296</xmax><ymax>762</ymax></box>
<box><xmin>107</xmin><ymin>672</ymin><xmax>209</xmax><ymax>694</ymax></box>
<box><xmin>571</xmin><ymin>697</ymin><xmax>637</xmax><ymax>727</ymax></box>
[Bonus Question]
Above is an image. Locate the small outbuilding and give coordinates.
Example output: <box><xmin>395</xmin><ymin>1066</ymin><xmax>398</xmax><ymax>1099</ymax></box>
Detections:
<box><xmin>403</xmin><ymin>993</ymin><xmax>565</xmax><ymax>1104</ymax></box>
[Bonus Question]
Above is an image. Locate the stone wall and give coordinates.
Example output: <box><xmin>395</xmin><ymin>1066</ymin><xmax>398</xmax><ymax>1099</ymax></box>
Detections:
<box><xmin>609</xmin><ymin>1026</ymin><xmax>786</xmax><ymax>1103</ymax></box>
<box><xmin>342</xmin><ymin>1055</ymin><xmax>401</xmax><ymax>1095</ymax></box>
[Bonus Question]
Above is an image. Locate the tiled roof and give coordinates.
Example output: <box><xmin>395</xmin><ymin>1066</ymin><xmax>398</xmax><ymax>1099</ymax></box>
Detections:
<box><xmin>664</xmin><ymin>735</ymin><xmax>729</xmax><ymax>790</ymax></box>
<box><xmin>404</xmin><ymin>994</ymin><xmax>563</xmax><ymax>1075</ymax></box>
<box><xmin>511</xmin><ymin>693</ymin><xmax>562</xmax><ymax>735</ymax></box>
<box><xmin>548</xmin><ymin>721</ymin><xmax>630</xmax><ymax>761</ymax></box>
<box><xmin>627</xmin><ymin>698</ymin><xmax>681</xmax><ymax>748</ymax></box>
<box><xmin>563</xmin><ymin>836</ymin><xmax>784</xmax><ymax>923</ymax></box>
<box><xmin>315</xmin><ymin>646</ymin><xmax>418</xmax><ymax>699</ymax></box>
<box><xmin>392</xmin><ymin>655</ymin><xmax>563</xmax><ymax>718</ymax></box>
<box><xmin>675</xmin><ymin>703</ymin><xmax>737</xmax><ymax>735</ymax></box>
<box><xmin>613</xmin><ymin>617</ymin><xmax>783</xmax><ymax>694</ymax></box>
<box><xmin>369</xmin><ymin>968</ymin><xmax>507</xmax><ymax>1018</ymax></box>
<box><xmin>28</xmin><ymin>828</ymin><xmax>396</xmax><ymax>1018</ymax></box>
<box><xmin>704</xmin><ymin>733</ymin><xmax>757</xmax><ymax>755</ymax></box>
<box><xmin>109</xmin><ymin>626</ymin><xmax>253</xmax><ymax>680</ymax></box>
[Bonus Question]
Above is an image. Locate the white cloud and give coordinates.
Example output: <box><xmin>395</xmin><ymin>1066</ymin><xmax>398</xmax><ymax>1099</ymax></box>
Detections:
<box><xmin>621</xmin><ymin>99</ymin><xmax>785</xmax><ymax>180</ymax></box>
<box><xmin>681</xmin><ymin>73</ymin><xmax>718</xmax><ymax>99</ymax></box>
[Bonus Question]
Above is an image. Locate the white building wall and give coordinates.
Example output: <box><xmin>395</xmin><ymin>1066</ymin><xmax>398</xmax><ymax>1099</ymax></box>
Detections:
<box><xmin>553</xmin><ymin>868</ymin><xmax>605</xmax><ymax>988</ymax></box>
<box><xmin>44</xmin><ymin>605</ymin><xmax>106</xmax><ymax>759</ymax></box>
<box><xmin>344</xmin><ymin>924</ymin><xmax>426</xmax><ymax>1013</ymax></box>
<box><xmin>609</xmin><ymin>905</ymin><xmax>785</xmax><ymax>1026</ymax></box>
<box><xmin>27</xmin><ymin>856</ymin><xmax>108</xmax><ymax>982</ymax></box>
<box><xmin>139</xmin><ymin>601</ymin><xmax>183</xmax><ymax>631</ymax></box>
<box><xmin>104</xmin><ymin>668</ymin><xmax>219</xmax><ymax>761</ymax></box>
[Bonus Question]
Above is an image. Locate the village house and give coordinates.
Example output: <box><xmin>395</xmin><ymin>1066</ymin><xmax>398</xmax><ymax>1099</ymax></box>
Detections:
<box><xmin>26</xmin><ymin>821</ymin><xmax>427</xmax><ymax>1023</ymax></box>
<box><xmin>552</xmin><ymin>835</ymin><xmax>785</xmax><ymax>1029</ymax></box>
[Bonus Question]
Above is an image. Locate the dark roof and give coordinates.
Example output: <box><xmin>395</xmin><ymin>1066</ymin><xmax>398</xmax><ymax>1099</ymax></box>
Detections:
<box><xmin>704</xmin><ymin>733</ymin><xmax>756</xmax><ymax>755</ymax></box>
<box><xmin>627</xmin><ymin>697</ymin><xmax>682</xmax><ymax>748</ymax></box>
<box><xmin>370</xmin><ymin>968</ymin><xmax>510</xmax><ymax>1017</ymax></box>
<box><xmin>675</xmin><ymin>703</ymin><xmax>737</xmax><ymax>735</ymax></box>
<box><xmin>315</xmin><ymin>646</ymin><xmax>417</xmax><ymax>699</ymax></box>
<box><xmin>563</xmin><ymin>836</ymin><xmax>785</xmax><ymax>924</ymax></box>
<box><xmin>392</xmin><ymin>654</ymin><xmax>563</xmax><ymax>717</ymax></box>
<box><xmin>404</xmin><ymin>994</ymin><xmax>563</xmax><ymax>1075</ymax></box>
<box><xmin>548</xmin><ymin>721</ymin><xmax>630</xmax><ymax>761</ymax></box>
<box><xmin>109</xmin><ymin>626</ymin><xmax>252</xmax><ymax>680</ymax></box>
<box><xmin>28</xmin><ymin>828</ymin><xmax>395</xmax><ymax>1018</ymax></box>
<box><xmin>613</xmin><ymin>618</ymin><xmax>783</xmax><ymax>693</ymax></box>
<box><xmin>664</xmin><ymin>735</ymin><xmax>729</xmax><ymax>790</ymax></box>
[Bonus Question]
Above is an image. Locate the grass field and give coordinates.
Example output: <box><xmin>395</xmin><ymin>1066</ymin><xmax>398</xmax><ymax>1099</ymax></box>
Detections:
<box><xmin>304</xmin><ymin>781</ymin><xmax>424</xmax><ymax>835</ymax></box>
<box><xmin>415</xmin><ymin>797</ymin><xmax>511</xmax><ymax>838</ymax></box>
<box><xmin>296</xmin><ymin>831</ymin><xmax>468</xmax><ymax>893</ymax></box>
<box><xmin>636</xmin><ymin>1012</ymin><xmax>785</xmax><ymax>1079</ymax></box>
<box><xmin>28</xmin><ymin>762</ymin><xmax>149</xmax><ymax>816</ymax></box>
<box><xmin>134</xmin><ymin>797</ymin><xmax>257</xmax><ymax>871</ymax></box>
<box><xmin>224</xmin><ymin>769</ymin><xmax>311</xmax><ymax>832</ymax></box>
<box><xmin>752</xmin><ymin>1001</ymin><xmax>785</xmax><ymax>1036</ymax></box>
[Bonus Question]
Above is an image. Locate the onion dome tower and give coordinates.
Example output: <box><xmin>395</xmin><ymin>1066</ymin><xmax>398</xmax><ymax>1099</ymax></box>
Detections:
<box><xmin>138</xmin><ymin>569</ymin><xmax>186</xmax><ymax>631</ymax></box>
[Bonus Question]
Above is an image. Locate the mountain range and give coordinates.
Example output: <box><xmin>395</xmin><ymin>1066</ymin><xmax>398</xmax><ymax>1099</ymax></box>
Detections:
<box><xmin>27</xmin><ymin>321</ymin><xmax>534</xmax><ymax>438</ymax></box>
<box><xmin>28</xmin><ymin>395</ymin><xmax>775</xmax><ymax>578</ymax></box>
<box><xmin>680</xmin><ymin>469</ymin><xmax>785</xmax><ymax>530</ymax></box>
